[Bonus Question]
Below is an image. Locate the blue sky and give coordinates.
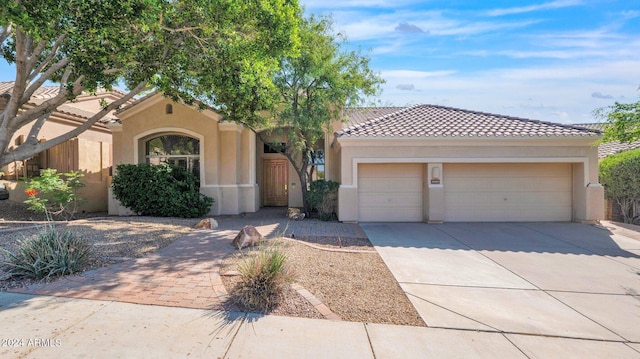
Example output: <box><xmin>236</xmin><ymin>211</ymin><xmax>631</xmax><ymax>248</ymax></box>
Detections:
<box><xmin>302</xmin><ymin>0</ymin><xmax>640</xmax><ymax>123</ymax></box>
<box><xmin>1</xmin><ymin>1</ymin><xmax>638</xmax><ymax>124</ymax></box>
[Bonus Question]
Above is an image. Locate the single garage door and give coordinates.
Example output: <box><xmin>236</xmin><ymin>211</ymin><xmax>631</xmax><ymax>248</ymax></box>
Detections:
<box><xmin>444</xmin><ymin>163</ymin><xmax>572</xmax><ymax>222</ymax></box>
<box><xmin>358</xmin><ymin>163</ymin><xmax>423</xmax><ymax>222</ymax></box>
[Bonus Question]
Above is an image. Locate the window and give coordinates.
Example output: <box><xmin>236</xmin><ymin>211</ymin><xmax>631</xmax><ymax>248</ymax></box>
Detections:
<box><xmin>264</xmin><ymin>142</ymin><xmax>286</xmax><ymax>154</ymax></box>
<box><xmin>165</xmin><ymin>104</ymin><xmax>173</xmax><ymax>114</ymax></box>
<box><xmin>145</xmin><ymin>135</ymin><xmax>200</xmax><ymax>179</ymax></box>
<box><xmin>309</xmin><ymin>149</ymin><xmax>325</xmax><ymax>181</ymax></box>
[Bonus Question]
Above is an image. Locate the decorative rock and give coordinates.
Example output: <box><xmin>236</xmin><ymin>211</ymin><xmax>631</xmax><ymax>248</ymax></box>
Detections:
<box><xmin>290</xmin><ymin>213</ymin><xmax>305</xmax><ymax>221</ymax></box>
<box><xmin>287</xmin><ymin>207</ymin><xmax>301</xmax><ymax>218</ymax></box>
<box><xmin>194</xmin><ymin>218</ymin><xmax>218</xmax><ymax>230</ymax></box>
<box><xmin>232</xmin><ymin>225</ymin><xmax>263</xmax><ymax>249</ymax></box>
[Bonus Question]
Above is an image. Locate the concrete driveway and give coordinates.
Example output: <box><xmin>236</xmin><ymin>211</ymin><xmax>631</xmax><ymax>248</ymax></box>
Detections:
<box><xmin>362</xmin><ymin>222</ymin><xmax>640</xmax><ymax>353</ymax></box>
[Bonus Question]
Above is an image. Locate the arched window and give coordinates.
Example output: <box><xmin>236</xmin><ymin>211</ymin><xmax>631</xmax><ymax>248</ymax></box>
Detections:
<box><xmin>165</xmin><ymin>104</ymin><xmax>173</xmax><ymax>114</ymax></box>
<box><xmin>145</xmin><ymin>134</ymin><xmax>200</xmax><ymax>180</ymax></box>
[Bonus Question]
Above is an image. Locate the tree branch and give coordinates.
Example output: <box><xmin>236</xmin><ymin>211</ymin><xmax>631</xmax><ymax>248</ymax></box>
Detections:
<box><xmin>0</xmin><ymin>24</ymin><xmax>12</xmax><ymax>45</ymax></box>
<box><xmin>28</xmin><ymin>33</ymin><xmax>67</xmax><ymax>81</ymax></box>
<box><xmin>23</xmin><ymin>57</ymin><xmax>71</xmax><ymax>103</ymax></box>
<box><xmin>2</xmin><ymin>81</ymin><xmax>148</xmax><ymax>166</ymax></box>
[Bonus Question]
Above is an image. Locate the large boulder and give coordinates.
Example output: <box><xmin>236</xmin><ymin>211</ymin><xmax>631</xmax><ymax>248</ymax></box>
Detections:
<box><xmin>232</xmin><ymin>225</ymin><xmax>263</xmax><ymax>249</ymax></box>
<box><xmin>287</xmin><ymin>208</ymin><xmax>305</xmax><ymax>220</ymax></box>
<box><xmin>194</xmin><ymin>218</ymin><xmax>218</xmax><ymax>230</ymax></box>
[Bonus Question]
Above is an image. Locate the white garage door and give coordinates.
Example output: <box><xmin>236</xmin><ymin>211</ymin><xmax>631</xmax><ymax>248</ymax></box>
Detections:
<box><xmin>444</xmin><ymin>163</ymin><xmax>572</xmax><ymax>222</ymax></box>
<box><xmin>358</xmin><ymin>163</ymin><xmax>423</xmax><ymax>222</ymax></box>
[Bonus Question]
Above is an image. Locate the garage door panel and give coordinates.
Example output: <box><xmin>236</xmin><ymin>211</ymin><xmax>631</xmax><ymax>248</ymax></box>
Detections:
<box><xmin>444</xmin><ymin>163</ymin><xmax>572</xmax><ymax>222</ymax></box>
<box><xmin>359</xmin><ymin>178</ymin><xmax>422</xmax><ymax>193</ymax></box>
<box><xmin>359</xmin><ymin>193</ymin><xmax>422</xmax><ymax>207</ymax></box>
<box><xmin>358</xmin><ymin>164</ymin><xmax>423</xmax><ymax>222</ymax></box>
<box><xmin>447</xmin><ymin>178</ymin><xmax>570</xmax><ymax>192</ymax></box>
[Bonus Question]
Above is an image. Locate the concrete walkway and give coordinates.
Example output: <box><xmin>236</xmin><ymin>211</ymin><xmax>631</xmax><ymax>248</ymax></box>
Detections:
<box><xmin>6</xmin><ymin>292</ymin><xmax>640</xmax><ymax>358</ymax></box>
<box><xmin>363</xmin><ymin>222</ymin><xmax>640</xmax><ymax>358</ymax></box>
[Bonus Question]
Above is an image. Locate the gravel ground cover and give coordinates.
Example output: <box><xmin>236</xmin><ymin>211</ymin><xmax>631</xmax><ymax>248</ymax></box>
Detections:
<box><xmin>1</xmin><ymin>201</ymin><xmax>425</xmax><ymax>326</ymax></box>
<box><xmin>220</xmin><ymin>238</ymin><xmax>426</xmax><ymax>326</ymax></box>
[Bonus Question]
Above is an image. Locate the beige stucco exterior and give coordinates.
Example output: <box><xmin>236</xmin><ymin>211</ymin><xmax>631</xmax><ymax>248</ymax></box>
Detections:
<box><xmin>105</xmin><ymin>96</ymin><xmax>603</xmax><ymax>223</ymax></box>
<box><xmin>108</xmin><ymin>94</ymin><xmax>259</xmax><ymax>216</ymax></box>
<box><xmin>1</xmin><ymin>92</ymin><xmax>117</xmax><ymax>212</ymax></box>
<box><xmin>334</xmin><ymin>137</ymin><xmax>604</xmax><ymax>223</ymax></box>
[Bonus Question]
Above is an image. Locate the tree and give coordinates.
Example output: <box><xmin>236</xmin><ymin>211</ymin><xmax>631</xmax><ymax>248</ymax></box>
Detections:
<box><xmin>599</xmin><ymin>148</ymin><xmax>640</xmax><ymax>223</ymax></box>
<box><xmin>220</xmin><ymin>15</ymin><xmax>383</xmax><ymax>213</ymax></box>
<box><xmin>0</xmin><ymin>0</ymin><xmax>299</xmax><ymax>168</ymax></box>
<box><xmin>595</xmin><ymin>100</ymin><xmax>640</xmax><ymax>143</ymax></box>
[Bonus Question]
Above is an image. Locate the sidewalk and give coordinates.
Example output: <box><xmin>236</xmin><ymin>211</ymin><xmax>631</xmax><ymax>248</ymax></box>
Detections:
<box><xmin>7</xmin><ymin>292</ymin><xmax>639</xmax><ymax>358</ymax></box>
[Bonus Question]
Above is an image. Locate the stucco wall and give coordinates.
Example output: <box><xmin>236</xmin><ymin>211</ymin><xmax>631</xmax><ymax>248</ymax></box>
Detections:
<box><xmin>336</xmin><ymin>138</ymin><xmax>604</xmax><ymax>223</ymax></box>
<box><xmin>110</xmin><ymin>96</ymin><xmax>258</xmax><ymax>215</ymax></box>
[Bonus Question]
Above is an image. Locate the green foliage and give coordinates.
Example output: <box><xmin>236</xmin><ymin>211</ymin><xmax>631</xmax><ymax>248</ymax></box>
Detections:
<box><xmin>24</xmin><ymin>169</ymin><xmax>85</xmax><ymax>220</ymax></box>
<box><xmin>595</xmin><ymin>101</ymin><xmax>640</xmax><ymax>143</ymax></box>
<box><xmin>240</xmin><ymin>14</ymin><xmax>383</xmax><ymax>212</ymax></box>
<box><xmin>599</xmin><ymin>148</ymin><xmax>640</xmax><ymax>223</ymax></box>
<box><xmin>306</xmin><ymin>180</ymin><xmax>340</xmax><ymax>221</ymax></box>
<box><xmin>111</xmin><ymin>163</ymin><xmax>213</xmax><ymax>218</ymax></box>
<box><xmin>1</xmin><ymin>225</ymin><xmax>90</xmax><ymax>279</ymax></box>
<box><xmin>1</xmin><ymin>0</ymin><xmax>300</xmax><ymax>167</ymax></box>
<box><xmin>233</xmin><ymin>247</ymin><xmax>291</xmax><ymax>311</ymax></box>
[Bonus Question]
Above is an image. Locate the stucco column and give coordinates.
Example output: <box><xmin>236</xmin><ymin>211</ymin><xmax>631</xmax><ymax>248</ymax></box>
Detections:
<box><xmin>427</xmin><ymin>163</ymin><xmax>444</xmax><ymax>223</ymax></box>
<box><xmin>218</xmin><ymin>121</ymin><xmax>243</xmax><ymax>214</ymax></box>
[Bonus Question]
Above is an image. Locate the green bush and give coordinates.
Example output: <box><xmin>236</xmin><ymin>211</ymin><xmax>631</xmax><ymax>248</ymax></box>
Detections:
<box><xmin>24</xmin><ymin>169</ymin><xmax>85</xmax><ymax>220</ymax></box>
<box><xmin>233</xmin><ymin>247</ymin><xmax>291</xmax><ymax>311</ymax></box>
<box><xmin>306</xmin><ymin>180</ymin><xmax>339</xmax><ymax>221</ymax></box>
<box><xmin>111</xmin><ymin>164</ymin><xmax>214</xmax><ymax>218</ymax></box>
<box><xmin>599</xmin><ymin>148</ymin><xmax>640</xmax><ymax>223</ymax></box>
<box><xmin>1</xmin><ymin>225</ymin><xmax>91</xmax><ymax>279</ymax></box>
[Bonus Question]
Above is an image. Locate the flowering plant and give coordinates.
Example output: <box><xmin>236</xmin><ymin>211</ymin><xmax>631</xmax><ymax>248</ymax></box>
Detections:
<box><xmin>23</xmin><ymin>169</ymin><xmax>85</xmax><ymax>220</ymax></box>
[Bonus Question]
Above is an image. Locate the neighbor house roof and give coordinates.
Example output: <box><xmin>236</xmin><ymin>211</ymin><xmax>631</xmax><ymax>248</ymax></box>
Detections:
<box><xmin>0</xmin><ymin>81</ymin><xmax>61</xmax><ymax>100</ymax></box>
<box><xmin>0</xmin><ymin>81</ymin><xmax>128</xmax><ymax>124</ymax></box>
<box><xmin>574</xmin><ymin>122</ymin><xmax>640</xmax><ymax>157</ymax></box>
<box><xmin>337</xmin><ymin>104</ymin><xmax>601</xmax><ymax>138</ymax></box>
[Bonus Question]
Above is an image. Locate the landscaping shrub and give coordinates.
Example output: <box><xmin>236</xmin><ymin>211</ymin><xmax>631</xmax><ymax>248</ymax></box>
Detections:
<box><xmin>233</xmin><ymin>247</ymin><xmax>291</xmax><ymax>311</ymax></box>
<box><xmin>599</xmin><ymin>148</ymin><xmax>640</xmax><ymax>223</ymax></box>
<box><xmin>1</xmin><ymin>225</ymin><xmax>91</xmax><ymax>279</ymax></box>
<box><xmin>24</xmin><ymin>169</ymin><xmax>85</xmax><ymax>220</ymax></box>
<box><xmin>111</xmin><ymin>164</ymin><xmax>213</xmax><ymax>218</ymax></box>
<box><xmin>306</xmin><ymin>180</ymin><xmax>339</xmax><ymax>221</ymax></box>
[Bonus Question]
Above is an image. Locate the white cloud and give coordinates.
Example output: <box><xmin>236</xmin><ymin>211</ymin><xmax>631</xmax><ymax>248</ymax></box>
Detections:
<box><xmin>395</xmin><ymin>22</ymin><xmax>426</xmax><ymax>33</ymax></box>
<box><xmin>302</xmin><ymin>0</ymin><xmax>420</xmax><ymax>10</ymax></box>
<box><xmin>377</xmin><ymin>60</ymin><xmax>640</xmax><ymax>123</ymax></box>
<box><xmin>332</xmin><ymin>10</ymin><xmax>539</xmax><ymax>41</ymax></box>
<box><xmin>382</xmin><ymin>70</ymin><xmax>457</xmax><ymax>79</ymax></box>
<box><xmin>592</xmin><ymin>92</ymin><xmax>614</xmax><ymax>99</ymax></box>
<box><xmin>396</xmin><ymin>84</ymin><xmax>416</xmax><ymax>91</ymax></box>
<box><xmin>485</xmin><ymin>0</ymin><xmax>583</xmax><ymax>17</ymax></box>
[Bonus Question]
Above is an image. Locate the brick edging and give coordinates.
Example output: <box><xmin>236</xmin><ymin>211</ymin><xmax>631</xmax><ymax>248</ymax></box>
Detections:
<box><xmin>290</xmin><ymin>282</ymin><xmax>342</xmax><ymax>321</ymax></box>
<box><xmin>279</xmin><ymin>236</ymin><xmax>376</xmax><ymax>254</ymax></box>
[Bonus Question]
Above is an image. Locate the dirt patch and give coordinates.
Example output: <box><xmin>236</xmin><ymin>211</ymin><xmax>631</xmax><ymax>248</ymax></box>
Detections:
<box><xmin>220</xmin><ymin>238</ymin><xmax>426</xmax><ymax>327</ymax></box>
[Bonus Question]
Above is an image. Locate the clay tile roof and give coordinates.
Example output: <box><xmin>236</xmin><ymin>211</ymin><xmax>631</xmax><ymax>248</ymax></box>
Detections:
<box><xmin>343</xmin><ymin>107</ymin><xmax>407</xmax><ymax>127</ymax></box>
<box><xmin>0</xmin><ymin>81</ymin><xmax>61</xmax><ymax>100</ymax></box>
<box><xmin>574</xmin><ymin>122</ymin><xmax>640</xmax><ymax>157</ymax></box>
<box><xmin>337</xmin><ymin>104</ymin><xmax>601</xmax><ymax>139</ymax></box>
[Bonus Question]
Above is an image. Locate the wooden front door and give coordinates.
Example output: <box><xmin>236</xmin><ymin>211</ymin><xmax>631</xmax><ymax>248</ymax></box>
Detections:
<box><xmin>262</xmin><ymin>159</ymin><xmax>288</xmax><ymax>206</ymax></box>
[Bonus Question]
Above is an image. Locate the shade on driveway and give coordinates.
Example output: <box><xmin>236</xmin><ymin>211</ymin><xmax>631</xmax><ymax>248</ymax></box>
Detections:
<box><xmin>363</xmin><ymin>222</ymin><xmax>640</xmax><ymax>344</ymax></box>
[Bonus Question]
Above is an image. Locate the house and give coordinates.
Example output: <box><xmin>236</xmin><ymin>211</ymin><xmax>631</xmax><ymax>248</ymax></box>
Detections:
<box><xmin>109</xmin><ymin>95</ymin><xmax>605</xmax><ymax>223</ymax></box>
<box><xmin>0</xmin><ymin>82</ymin><xmax>124</xmax><ymax>212</ymax></box>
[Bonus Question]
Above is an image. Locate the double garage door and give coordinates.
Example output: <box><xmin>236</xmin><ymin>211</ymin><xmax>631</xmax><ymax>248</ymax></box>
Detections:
<box><xmin>358</xmin><ymin>163</ymin><xmax>572</xmax><ymax>222</ymax></box>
